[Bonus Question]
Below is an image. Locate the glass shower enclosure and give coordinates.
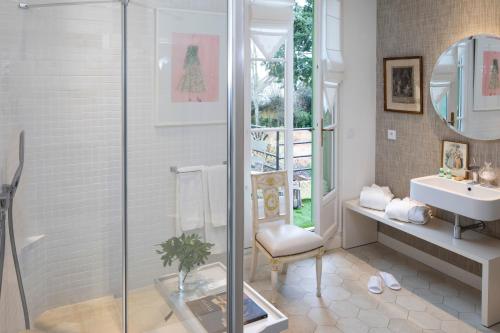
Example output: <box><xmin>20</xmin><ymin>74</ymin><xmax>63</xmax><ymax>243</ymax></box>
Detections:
<box><xmin>0</xmin><ymin>0</ymin><xmax>243</xmax><ymax>332</ymax></box>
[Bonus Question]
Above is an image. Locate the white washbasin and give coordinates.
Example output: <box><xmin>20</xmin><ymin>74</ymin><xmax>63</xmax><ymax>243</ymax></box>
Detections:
<box><xmin>410</xmin><ymin>175</ymin><xmax>500</xmax><ymax>221</ymax></box>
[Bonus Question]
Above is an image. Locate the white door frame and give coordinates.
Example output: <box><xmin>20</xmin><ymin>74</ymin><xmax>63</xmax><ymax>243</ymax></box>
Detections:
<box><xmin>312</xmin><ymin>0</ymin><xmax>343</xmax><ymax>246</ymax></box>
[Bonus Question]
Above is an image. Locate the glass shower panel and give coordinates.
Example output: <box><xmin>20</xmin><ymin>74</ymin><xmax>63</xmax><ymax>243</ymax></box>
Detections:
<box><xmin>126</xmin><ymin>1</ymin><xmax>228</xmax><ymax>332</ymax></box>
<box><xmin>0</xmin><ymin>1</ymin><xmax>123</xmax><ymax>332</ymax></box>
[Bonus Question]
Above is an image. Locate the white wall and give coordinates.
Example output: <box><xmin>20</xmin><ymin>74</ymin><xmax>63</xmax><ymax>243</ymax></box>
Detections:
<box><xmin>338</xmin><ymin>0</ymin><xmax>377</xmax><ymax>212</ymax></box>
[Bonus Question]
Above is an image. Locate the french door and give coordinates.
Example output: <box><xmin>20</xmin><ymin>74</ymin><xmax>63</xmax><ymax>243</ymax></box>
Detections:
<box><xmin>311</xmin><ymin>0</ymin><xmax>341</xmax><ymax>242</ymax></box>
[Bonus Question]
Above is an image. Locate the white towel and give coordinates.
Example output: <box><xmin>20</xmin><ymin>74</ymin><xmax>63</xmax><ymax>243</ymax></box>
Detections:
<box><xmin>176</xmin><ymin>167</ymin><xmax>205</xmax><ymax>232</ymax></box>
<box><xmin>409</xmin><ymin>205</ymin><xmax>432</xmax><ymax>225</ymax></box>
<box><xmin>205</xmin><ymin>165</ymin><xmax>227</xmax><ymax>227</ymax></box>
<box><xmin>385</xmin><ymin>197</ymin><xmax>431</xmax><ymax>224</ymax></box>
<box><xmin>359</xmin><ymin>184</ymin><xmax>394</xmax><ymax>211</ymax></box>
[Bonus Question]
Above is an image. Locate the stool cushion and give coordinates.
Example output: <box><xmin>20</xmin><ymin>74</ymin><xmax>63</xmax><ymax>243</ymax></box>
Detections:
<box><xmin>256</xmin><ymin>224</ymin><xmax>323</xmax><ymax>257</ymax></box>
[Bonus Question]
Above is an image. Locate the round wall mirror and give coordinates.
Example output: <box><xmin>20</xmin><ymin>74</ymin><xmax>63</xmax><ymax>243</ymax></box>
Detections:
<box><xmin>430</xmin><ymin>34</ymin><xmax>500</xmax><ymax>140</ymax></box>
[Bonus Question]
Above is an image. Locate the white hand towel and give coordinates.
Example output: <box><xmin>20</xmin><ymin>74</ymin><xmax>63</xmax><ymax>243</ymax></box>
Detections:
<box><xmin>205</xmin><ymin>165</ymin><xmax>227</xmax><ymax>227</ymax></box>
<box><xmin>379</xmin><ymin>271</ymin><xmax>401</xmax><ymax>291</ymax></box>
<box><xmin>359</xmin><ymin>184</ymin><xmax>394</xmax><ymax>211</ymax></box>
<box><xmin>385</xmin><ymin>197</ymin><xmax>431</xmax><ymax>224</ymax></box>
<box><xmin>368</xmin><ymin>276</ymin><xmax>383</xmax><ymax>294</ymax></box>
<box><xmin>177</xmin><ymin>167</ymin><xmax>205</xmax><ymax>232</ymax></box>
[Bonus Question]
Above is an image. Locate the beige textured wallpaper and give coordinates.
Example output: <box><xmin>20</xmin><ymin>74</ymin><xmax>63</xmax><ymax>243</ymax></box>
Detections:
<box><xmin>376</xmin><ymin>0</ymin><xmax>500</xmax><ymax>239</ymax></box>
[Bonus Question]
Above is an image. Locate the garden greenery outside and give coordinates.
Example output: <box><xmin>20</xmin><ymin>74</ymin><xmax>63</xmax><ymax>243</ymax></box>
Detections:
<box><xmin>251</xmin><ymin>0</ymin><xmax>313</xmax><ymax>129</ymax></box>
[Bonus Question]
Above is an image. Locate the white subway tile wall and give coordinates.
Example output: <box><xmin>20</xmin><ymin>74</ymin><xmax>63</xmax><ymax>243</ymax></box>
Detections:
<box><xmin>0</xmin><ymin>4</ymin><xmax>123</xmax><ymax>332</ymax></box>
<box><xmin>0</xmin><ymin>1</ymin><xmax>226</xmax><ymax>332</ymax></box>
<box><xmin>126</xmin><ymin>2</ymin><xmax>227</xmax><ymax>290</ymax></box>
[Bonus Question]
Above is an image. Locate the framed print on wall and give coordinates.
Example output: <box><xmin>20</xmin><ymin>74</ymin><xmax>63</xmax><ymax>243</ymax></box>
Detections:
<box><xmin>384</xmin><ymin>56</ymin><xmax>423</xmax><ymax>114</ymax></box>
<box><xmin>155</xmin><ymin>8</ymin><xmax>227</xmax><ymax>127</ymax></box>
<box><xmin>441</xmin><ymin>140</ymin><xmax>469</xmax><ymax>177</ymax></box>
<box><xmin>473</xmin><ymin>36</ymin><xmax>500</xmax><ymax>111</ymax></box>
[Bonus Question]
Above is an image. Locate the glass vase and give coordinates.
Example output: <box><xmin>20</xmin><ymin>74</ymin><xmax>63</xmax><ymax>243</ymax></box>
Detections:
<box><xmin>178</xmin><ymin>269</ymin><xmax>197</xmax><ymax>292</ymax></box>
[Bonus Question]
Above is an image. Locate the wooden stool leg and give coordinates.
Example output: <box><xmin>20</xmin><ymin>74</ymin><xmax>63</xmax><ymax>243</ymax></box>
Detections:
<box><xmin>316</xmin><ymin>255</ymin><xmax>322</xmax><ymax>297</ymax></box>
<box><xmin>271</xmin><ymin>260</ymin><xmax>280</xmax><ymax>303</ymax></box>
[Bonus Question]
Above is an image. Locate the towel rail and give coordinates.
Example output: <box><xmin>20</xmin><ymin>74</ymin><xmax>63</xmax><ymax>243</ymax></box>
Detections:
<box><xmin>170</xmin><ymin>161</ymin><xmax>227</xmax><ymax>174</ymax></box>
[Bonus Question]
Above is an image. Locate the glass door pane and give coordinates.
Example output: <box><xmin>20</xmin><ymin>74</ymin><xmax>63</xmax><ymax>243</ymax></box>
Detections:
<box><xmin>0</xmin><ymin>2</ymin><xmax>123</xmax><ymax>332</ymax></box>
<box><xmin>322</xmin><ymin>85</ymin><xmax>337</xmax><ymax>195</ymax></box>
<box><xmin>126</xmin><ymin>1</ymin><xmax>229</xmax><ymax>332</ymax></box>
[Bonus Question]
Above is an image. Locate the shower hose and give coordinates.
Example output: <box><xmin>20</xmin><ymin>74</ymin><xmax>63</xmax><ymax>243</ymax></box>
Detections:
<box><xmin>0</xmin><ymin>131</ymin><xmax>30</xmax><ymax>330</ymax></box>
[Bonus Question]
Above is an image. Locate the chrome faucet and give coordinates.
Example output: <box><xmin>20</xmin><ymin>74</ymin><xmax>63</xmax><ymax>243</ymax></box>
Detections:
<box><xmin>466</xmin><ymin>159</ymin><xmax>480</xmax><ymax>185</ymax></box>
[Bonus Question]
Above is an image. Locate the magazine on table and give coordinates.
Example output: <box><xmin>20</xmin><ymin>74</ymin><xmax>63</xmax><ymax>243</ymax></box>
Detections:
<box><xmin>186</xmin><ymin>291</ymin><xmax>268</xmax><ymax>333</ymax></box>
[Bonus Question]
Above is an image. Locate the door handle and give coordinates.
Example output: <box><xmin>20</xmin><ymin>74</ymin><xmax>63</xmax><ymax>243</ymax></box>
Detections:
<box><xmin>320</xmin><ymin>119</ymin><xmax>334</xmax><ymax>146</ymax></box>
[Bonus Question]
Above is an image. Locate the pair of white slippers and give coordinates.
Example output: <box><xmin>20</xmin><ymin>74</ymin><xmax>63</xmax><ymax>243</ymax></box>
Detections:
<box><xmin>368</xmin><ymin>271</ymin><xmax>401</xmax><ymax>294</ymax></box>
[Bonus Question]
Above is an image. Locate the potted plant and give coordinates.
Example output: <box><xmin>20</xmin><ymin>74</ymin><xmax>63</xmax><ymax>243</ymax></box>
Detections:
<box><xmin>156</xmin><ymin>233</ymin><xmax>214</xmax><ymax>291</ymax></box>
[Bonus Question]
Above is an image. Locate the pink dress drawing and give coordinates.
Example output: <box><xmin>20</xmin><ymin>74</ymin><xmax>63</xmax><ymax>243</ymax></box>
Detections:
<box><xmin>171</xmin><ymin>33</ymin><xmax>219</xmax><ymax>103</ymax></box>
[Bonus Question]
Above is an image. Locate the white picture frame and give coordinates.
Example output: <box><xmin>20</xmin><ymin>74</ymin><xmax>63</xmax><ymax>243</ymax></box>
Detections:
<box><xmin>155</xmin><ymin>8</ymin><xmax>227</xmax><ymax>127</ymax></box>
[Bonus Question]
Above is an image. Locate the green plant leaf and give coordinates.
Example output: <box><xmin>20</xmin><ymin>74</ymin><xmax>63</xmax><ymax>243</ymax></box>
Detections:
<box><xmin>156</xmin><ymin>233</ymin><xmax>214</xmax><ymax>275</ymax></box>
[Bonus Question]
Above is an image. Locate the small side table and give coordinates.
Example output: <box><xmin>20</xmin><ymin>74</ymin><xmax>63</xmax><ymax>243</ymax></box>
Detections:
<box><xmin>154</xmin><ymin>262</ymin><xmax>288</xmax><ymax>333</ymax></box>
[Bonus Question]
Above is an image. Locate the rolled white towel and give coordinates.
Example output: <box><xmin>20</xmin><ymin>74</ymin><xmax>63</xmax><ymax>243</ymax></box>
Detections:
<box><xmin>385</xmin><ymin>197</ymin><xmax>431</xmax><ymax>224</ymax></box>
<box><xmin>359</xmin><ymin>184</ymin><xmax>394</xmax><ymax>211</ymax></box>
<box><xmin>409</xmin><ymin>205</ymin><xmax>432</xmax><ymax>225</ymax></box>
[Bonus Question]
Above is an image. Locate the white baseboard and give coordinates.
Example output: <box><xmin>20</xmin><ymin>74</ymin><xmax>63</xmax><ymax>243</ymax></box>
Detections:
<box><xmin>378</xmin><ymin>232</ymin><xmax>481</xmax><ymax>290</ymax></box>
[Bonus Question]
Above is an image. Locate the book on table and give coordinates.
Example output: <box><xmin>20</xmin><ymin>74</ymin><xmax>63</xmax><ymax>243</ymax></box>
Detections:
<box><xmin>186</xmin><ymin>291</ymin><xmax>268</xmax><ymax>333</ymax></box>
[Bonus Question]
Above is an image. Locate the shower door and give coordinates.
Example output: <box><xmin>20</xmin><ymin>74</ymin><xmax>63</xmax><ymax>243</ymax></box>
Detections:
<box><xmin>0</xmin><ymin>0</ymin><xmax>242</xmax><ymax>331</ymax></box>
<box><xmin>0</xmin><ymin>1</ymin><xmax>124</xmax><ymax>332</ymax></box>
<box><xmin>125</xmin><ymin>0</ymin><xmax>242</xmax><ymax>332</ymax></box>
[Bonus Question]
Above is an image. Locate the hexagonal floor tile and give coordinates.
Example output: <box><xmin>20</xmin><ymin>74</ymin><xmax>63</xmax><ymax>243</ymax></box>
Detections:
<box><xmin>412</xmin><ymin>288</ymin><xmax>444</xmax><ymax>304</ymax></box>
<box><xmin>408</xmin><ymin>311</ymin><xmax>442</xmax><ymax>330</ymax></box>
<box><xmin>429</xmin><ymin>282</ymin><xmax>459</xmax><ymax>297</ymax></box>
<box><xmin>377</xmin><ymin>302</ymin><xmax>409</xmax><ymax>320</ymax></box>
<box><xmin>358</xmin><ymin>309</ymin><xmax>390</xmax><ymax>328</ymax></box>
<box><xmin>443</xmin><ymin>296</ymin><xmax>475</xmax><ymax>313</ymax></box>
<box><xmin>322</xmin><ymin>286</ymin><xmax>351</xmax><ymax>301</ymax></box>
<box><xmin>308</xmin><ymin>307</ymin><xmax>338</xmax><ymax>326</ymax></box>
<box><xmin>329</xmin><ymin>300</ymin><xmax>360</xmax><ymax>318</ymax></box>
<box><xmin>336</xmin><ymin>318</ymin><xmax>370</xmax><ymax>333</ymax></box>
<box><xmin>369</xmin><ymin>328</ymin><xmax>392</xmax><ymax>333</ymax></box>
<box><xmin>349</xmin><ymin>294</ymin><xmax>379</xmax><ymax>310</ymax></box>
<box><xmin>401</xmin><ymin>276</ymin><xmax>430</xmax><ymax>290</ymax></box>
<box><xmin>314</xmin><ymin>325</ymin><xmax>342</xmax><ymax>333</ymax></box>
<box><xmin>285</xmin><ymin>314</ymin><xmax>317</xmax><ymax>333</ymax></box>
<box><xmin>302</xmin><ymin>294</ymin><xmax>331</xmax><ymax>308</ymax></box>
<box><xmin>396</xmin><ymin>295</ymin><xmax>426</xmax><ymax>312</ymax></box>
<box><xmin>387</xmin><ymin>318</ymin><xmax>423</xmax><ymax>333</ymax></box>
<box><xmin>440</xmin><ymin>320</ymin><xmax>476</xmax><ymax>333</ymax></box>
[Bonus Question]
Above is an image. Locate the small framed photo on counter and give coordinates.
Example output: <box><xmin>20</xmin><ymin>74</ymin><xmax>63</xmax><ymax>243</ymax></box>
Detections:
<box><xmin>384</xmin><ymin>56</ymin><xmax>423</xmax><ymax>114</ymax></box>
<box><xmin>442</xmin><ymin>140</ymin><xmax>469</xmax><ymax>177</ymax></box>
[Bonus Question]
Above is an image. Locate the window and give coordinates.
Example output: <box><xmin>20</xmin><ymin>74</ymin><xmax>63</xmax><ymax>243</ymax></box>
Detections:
<box><xmin>249</xmin><ymin>1</ymin><xmax>293</xmax><ymax>174</ymax></box>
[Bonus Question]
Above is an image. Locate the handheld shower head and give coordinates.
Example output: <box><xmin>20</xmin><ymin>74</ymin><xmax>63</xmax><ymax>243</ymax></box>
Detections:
<box><xmin>0</xmin><ymin>130</ymin><xmax>30</xmax><ymax>329</ymax></box>
<box><xmin>10</xmin><ymin>131</ymin><xmax>24</xmax><ymax>197</ymax></box>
